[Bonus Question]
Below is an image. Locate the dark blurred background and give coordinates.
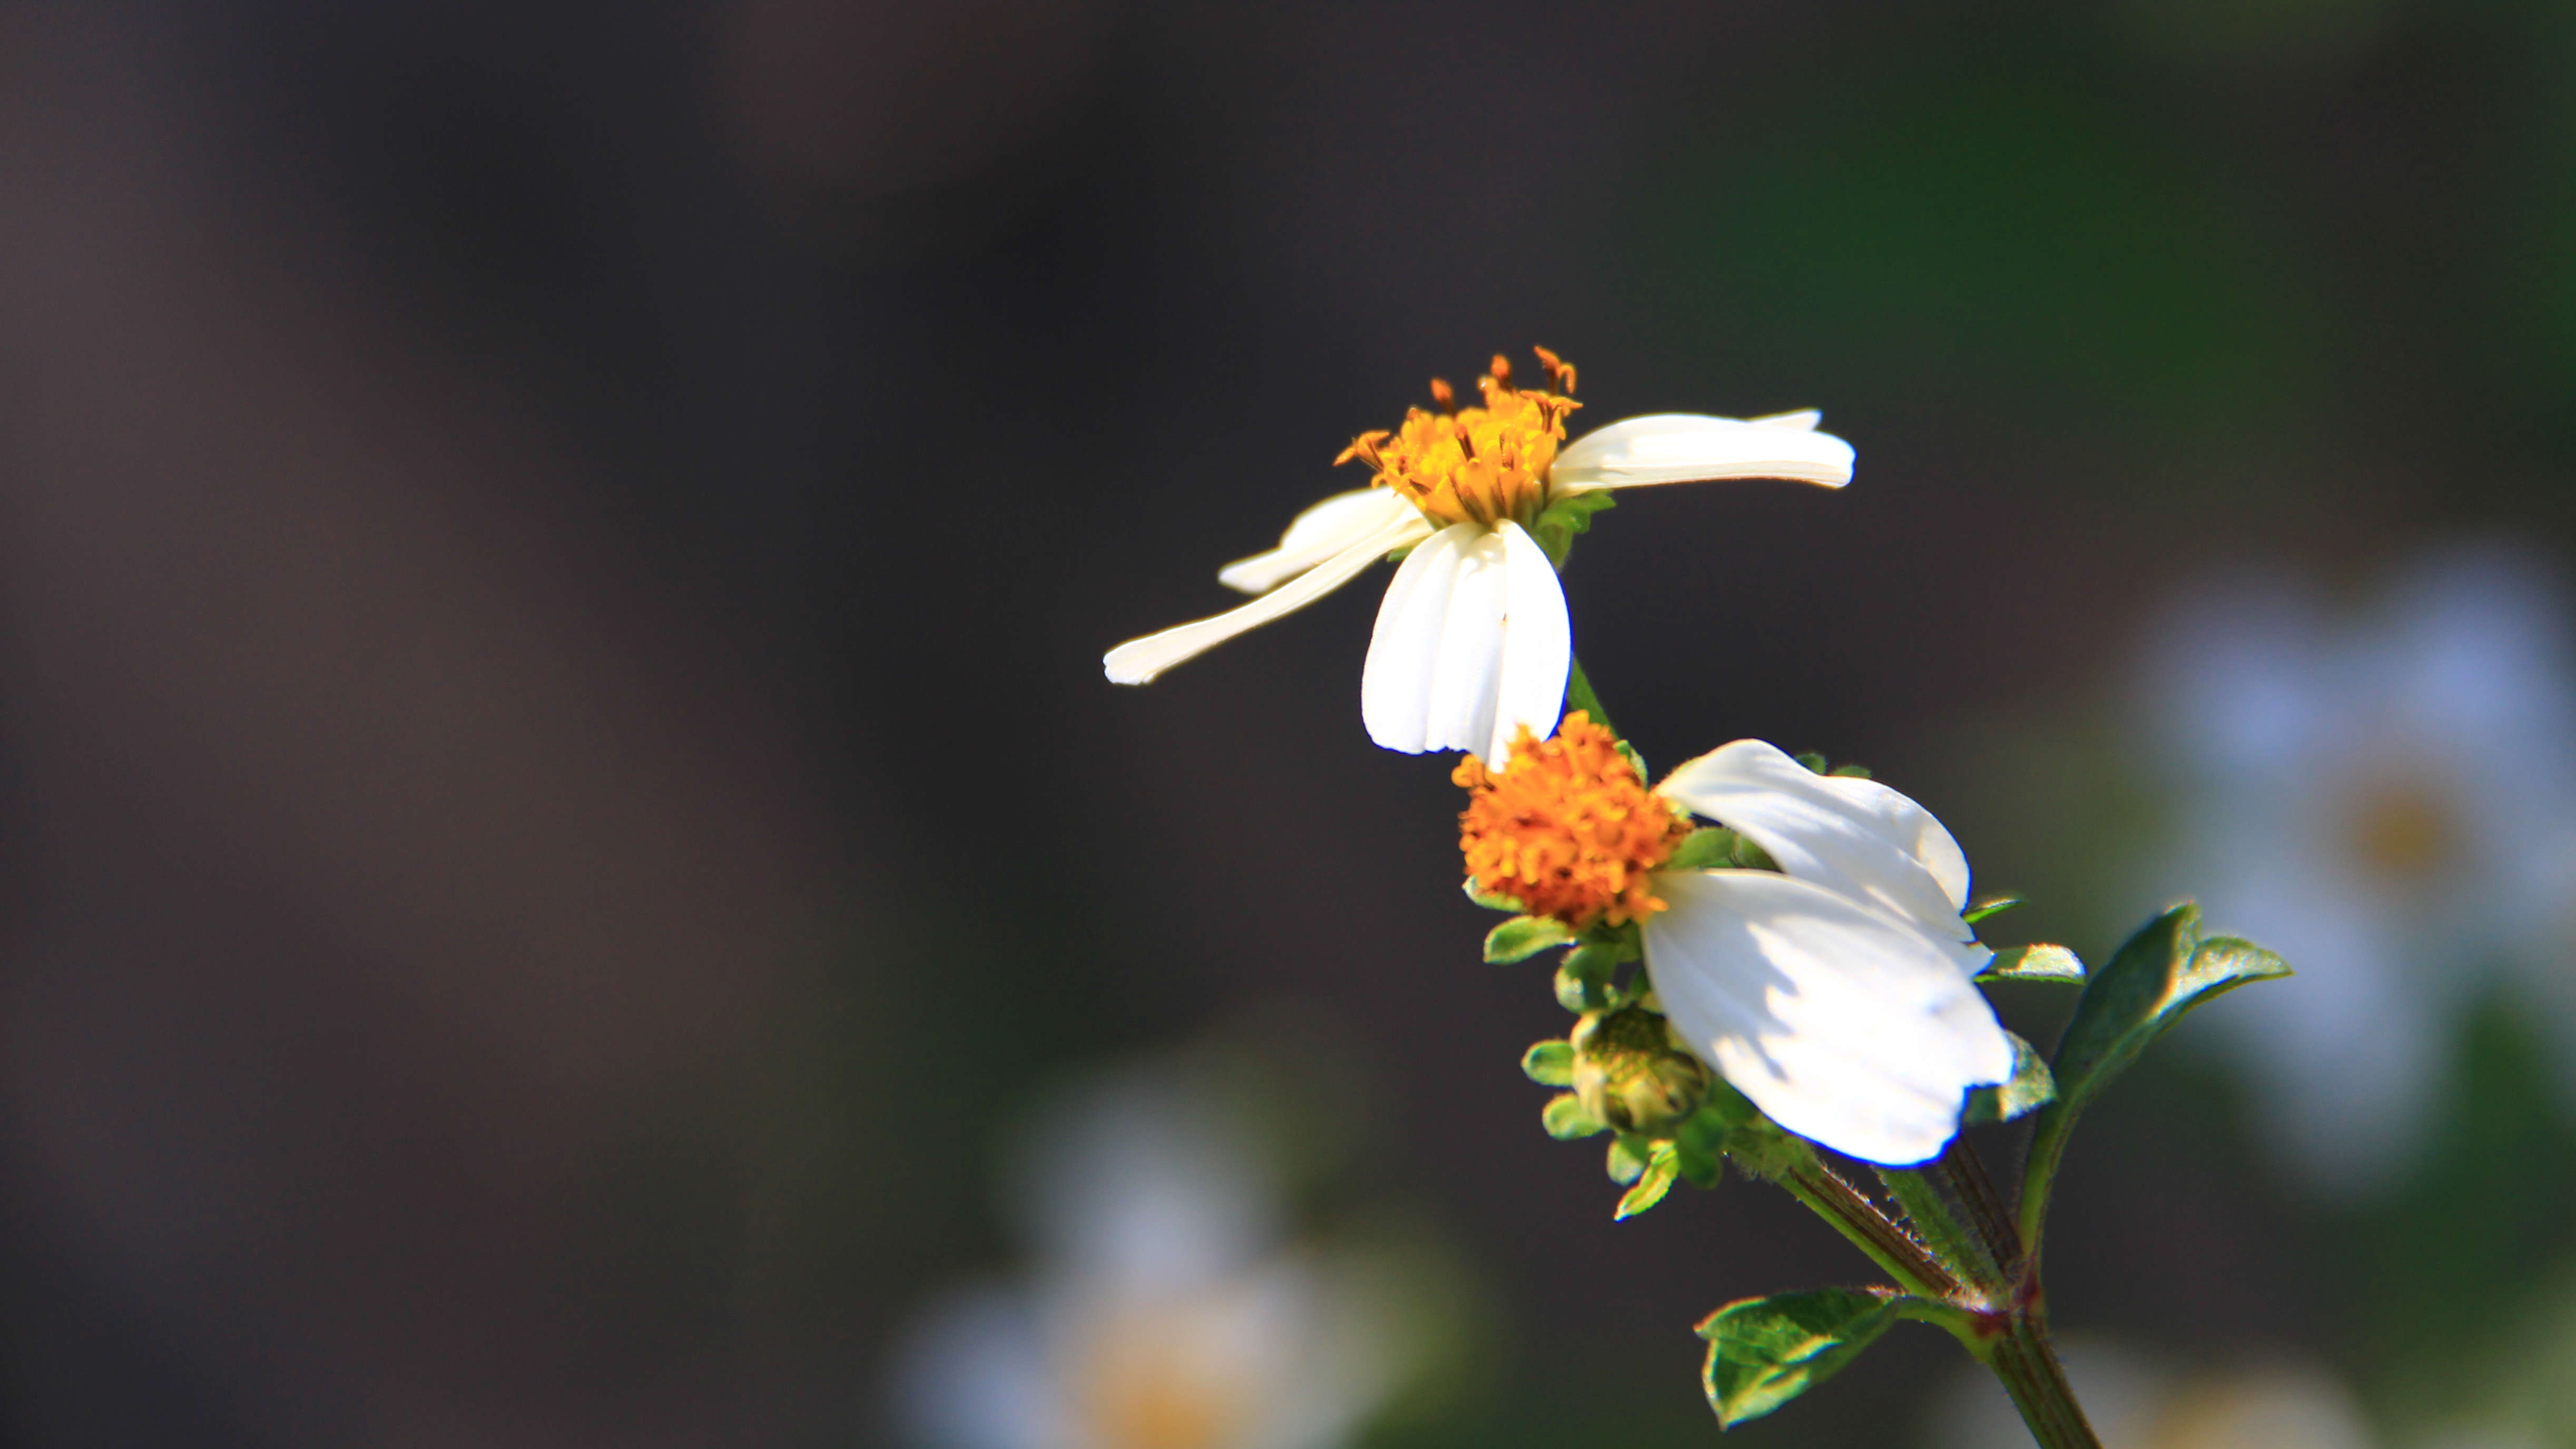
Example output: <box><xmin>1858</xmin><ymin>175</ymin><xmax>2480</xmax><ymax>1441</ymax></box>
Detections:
<box><xmin>4</xmin><ymin>0</ymin><xmax>2574</xmax><ymax>1444</ymax></box>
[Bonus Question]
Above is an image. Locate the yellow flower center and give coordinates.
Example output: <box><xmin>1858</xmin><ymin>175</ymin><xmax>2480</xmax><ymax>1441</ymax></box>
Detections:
<box><xmin>1454</xmin><ymin>711</ymin><xmax>1693</xmax><ymax>930</ymax></box>
<box><xmin>1336</xmin><ymin>349</ymin><xmax>1582</xmax><ymax>528</ymax></box>
<box><xmin>2344</xmin><ymin>775</ymin><xmax>2455</xmax><ymax>880</ymax></box>
<box><xmin>1076</xmin><ymin>1298</ymin><xmax>1260</xmax><ymax>1449</ymax></box>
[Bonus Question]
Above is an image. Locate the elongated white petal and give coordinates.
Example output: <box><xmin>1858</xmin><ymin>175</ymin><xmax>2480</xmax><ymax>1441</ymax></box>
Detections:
<box><xmin>1217</xmin><ymin>487</ymin><xmax>1419</xmax><ymax>595</ymax></box>
<box><xmin>1658</xmin><ymin>739</ymin><xmax>1981</xmax><ymax>970</ymax></box>
<box><xmin>1645</xmin><ymin>870</ymin><xmax>2013</xmax><ymax>1165</ymax></box>
<box><xmin>1105</xmin><ymin>514</ymin><xmax>1433</xmax><ymax>684</ymax></box>
<box><xmin>1747</xmin><ymin>408</ymin><xmax>1823</xmax><ymax>431</ymax></box>
<box><xmin>1489</xmin><ymin>521</ymin><xmax>1572</xmax><ymax>763</ymax></box>
<box><xmin>1361</xmin><ymin>523</ymin><xmax>1568</xmax><ymax>760</ymax></box>
<box><xmin>1547</xmin><ymin>412</ymin><xmax>1854</xmax><ymax>496</ymax></box>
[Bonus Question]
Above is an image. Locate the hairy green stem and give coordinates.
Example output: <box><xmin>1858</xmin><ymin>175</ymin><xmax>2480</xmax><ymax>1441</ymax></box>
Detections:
<box><xmin>1763</xmin><ymin>1150</ymin><xmax>1959</xmax><ymax>1301</ymax></box>
<box><xmin>1977</xmin><ymin>1310</ymin><xmax>2101</xmax><ymax>1449</ymax></box>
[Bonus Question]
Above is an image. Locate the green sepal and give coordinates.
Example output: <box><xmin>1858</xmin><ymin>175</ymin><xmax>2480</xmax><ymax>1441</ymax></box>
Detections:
<box><xmin>1731</xmin><ymin>833</ymin><xmax>1781</xmax><ymax>872</ymax></box>
<box><xmin>1674</xmin><ymin>1131</ymin><xmax>1724</xmax><ymax>1188</ymax></box>
<box><xmin>1827</xmin><ymin>763</ymin><xmax>1872</xmax><ymax>778</ymax></box>
<box><xmin>1486</xmin><ymin>914</ymin><xmax>1576</xmax><ymax>963</ymax></box>
<box><xmin>1555</xmin><ymin>937</ymin><xmax>1635</xmax><ymax>1012</ymax></box>
<box><xmin>1531</xmin><ymin>490</ymin><xmax>1619</xmax><ymax>570</ymax></box>
<box><xmin>1543</xmin><ymin>1092</ymin><xmax>1608</xmax><ymax>1140</ymax></box>
<box><xmin>1607</xmin><ymin>1132</ymin><xmax>1655</xmax><ymax>1185</ymax></box>
<box><xmin>1662</xmin><ymin>827</ymin><xmax>1738</xmax><ymax>873</ymax></box>
<box><xmin>1696</xmin><ymin>1288</ymin><xmax>1905</xmax><ymax>1427</ymax></box>
<box><xmin>1794</xmin><ymin>752</ymin><xmax>1831</xmax><ymax>774</ymax></box>
<box><xmin>1962</xmin><ymin>1032</ymin><xmax>2057</xmax><ymax>1126</ymax></box>
<box><xmin>1975</xmin><ymin>943</ymin><xmax>2085</xmax><ymax>985</ymax></box>
<box><xmin>1615</xmin><ymin>1142</ymin><xmax>1681</xmax><ymax>1219</ymax></box>
<box><xmin>2019</xmin><ymin>903</ymin><xmax>2289</xmax><ymax>1254</ymax></box>
<box><xmin>1463</xmin><ymin>878</ymin><xmax>1526</xmax><ymax>913</ymax></box>
<box><xmin>1963</xmin><ymin>894</ymin><xmax>2024</xmax><ymax>924</ymax></box>
<box><xmin>1521</xmin><ymin>1039</ymin><xmax>1576</xmax><ymax>1087</ymax></box>
<box><xmin>1680</xmin><ymin>1080</ymin><xmax>1761</xmax><ymax>1150</ymax></box>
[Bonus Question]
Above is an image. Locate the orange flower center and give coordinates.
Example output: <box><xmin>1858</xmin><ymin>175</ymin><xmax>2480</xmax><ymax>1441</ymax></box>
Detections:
<box><xmin>1454</xmin><ymin>711</ymin><xmax>1693</xmax><ymax>930</ymax></box>
<box><xmin>1336</xmin><ymin>349</ymin><xmax>1582</xmax><ymax>529</ymax></box>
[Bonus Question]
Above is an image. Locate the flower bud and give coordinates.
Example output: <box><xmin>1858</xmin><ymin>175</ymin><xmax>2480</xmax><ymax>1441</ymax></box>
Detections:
<box><xmin>1570</xmin><ymin>1007</ymin><xmax>1711</xmax><ymax>1135</ymax></box>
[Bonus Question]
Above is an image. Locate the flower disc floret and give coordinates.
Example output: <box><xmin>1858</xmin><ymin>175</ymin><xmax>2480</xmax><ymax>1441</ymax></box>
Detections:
<box><xmin>1336</xmin><ymin>350</ymin><xmax>1582</xmax><ymax>529</ymax></box>
<box><xmin>1454</xmin><ymin>711</ymin><xmax>1692</xmax><ymax>929</ymax></box>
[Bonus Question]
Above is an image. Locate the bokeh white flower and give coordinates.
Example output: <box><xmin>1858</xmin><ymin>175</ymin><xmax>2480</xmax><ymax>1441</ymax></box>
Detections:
<box><xmin>1923</xmin><ymin>1339</ymin><xmax>2378</xmax><ymax>1449</ymax></box>
<box><xmin>2133</xmin><ymin>543</ymin><xmax>2576</xmax><ymax>1191</ymax></box>
<box><xmin>1105</xmin><ymin>350</ymin><xmax>1852</xmax><ymax>763</ymax></box>
<box><xmin>888</xmin><ymin>1063</ymin><xmax>1419</xmax><ymax>1449</ymax></box>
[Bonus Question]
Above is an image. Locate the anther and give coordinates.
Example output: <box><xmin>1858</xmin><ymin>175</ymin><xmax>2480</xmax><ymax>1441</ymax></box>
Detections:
<box><xmin>1428</xmin><ymin>378</ymin><xmax>1456</xmax><ymax>411</ymax></box>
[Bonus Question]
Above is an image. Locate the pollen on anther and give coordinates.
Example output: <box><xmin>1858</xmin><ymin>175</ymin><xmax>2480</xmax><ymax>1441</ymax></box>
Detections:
<box><xmin>1456</xmin><ymin>712</ymin><xmax>1693</xmax><ymax>931</ymax></box>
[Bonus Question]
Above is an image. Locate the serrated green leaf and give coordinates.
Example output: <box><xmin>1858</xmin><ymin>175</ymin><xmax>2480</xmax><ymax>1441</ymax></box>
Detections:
<box><xmin>1663</xmin><ymin>827</ymin><xmax>1738</xmax><ymax>872</ymax></box>
<box><xmin>1963</xmin><ymin>894</ymin><xmax>2024</xmax><ymax>924</ymax></box>
<box><xmin>1463</xmin><ymin>877</ymin><xmax>1526</xmax><ymax>912</ymax></box>
<box><xmin>1607</xmin><ymin>1133</ymin><xmax>1653</xmax><ymax>1184</ymax></box>
<box><xmin>1544</xmin><ymin>1093</ymin><xmax>1608</xmax><ymax>1139</ymax></box>
<box><xmin>1616</xmin><ymin>1142</ymin><xmax>1681</xmax><ymax>1219</ymax></box>
<box><xmin>1522</xmin><ymin>1040</ymin><xmax>1575</xmax><ymax>1087</ymax></box>
<box><xmin>1962</xmin><ymin>1032</ymin><xmax>2057</xmax><ymax>1126</ymax></box>
<box><xmin>1696</xmin><ymin>1288</ymin><xmax>1903</xmax><ymax>1427</ymax></box>
<box><xmin>1486</xmin><ymin>914</ymin><xmax>1576</xmax><ymax>963</ymax></box>
<box><xmin>2020</xmin><ymin>904</ymin><xmax>2290</xmax><ymax>1255</ymax></box>
<box><xmin>1975</xmin><ymin>943</ymin><xmax>2085</xmax><ymax>985</ymax></box>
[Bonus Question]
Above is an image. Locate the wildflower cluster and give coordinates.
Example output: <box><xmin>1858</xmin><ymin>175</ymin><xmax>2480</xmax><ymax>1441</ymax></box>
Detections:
<box><xmin>1102</xmin><ymin>348</ymin><xmax>2289</xmax><ymax>1449</ymax></box>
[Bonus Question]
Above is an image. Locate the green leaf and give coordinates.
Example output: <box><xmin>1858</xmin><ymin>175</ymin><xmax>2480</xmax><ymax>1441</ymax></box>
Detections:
<box><xmin>2019</xmin><ymin>903</ymin><xmax>2290</xmax><ymax>1255</ymax></box>
<box><xmin>1521</xmin><ymin>1040</ymin><xmax>1575</xmax><ymax>1087</ymax></box>
<box><xmin>1663</xmin><ymin>827</ymin><xmax>1738</xmax><ymax>872</ymax></box>
<box><xmin>1544</xmin><ymin>1093</ymin><xmax>1608</xmax><ymax>1140</ymax></box>
<box><xmin>1729</xmin><ymin>833</ymin><xmax>1781</xmax><ymax>872</ymax></box>
<box><xmin>1696</xmin><ymin>1288</ymin><xmax>1903</xmax><ymax>1427</ymax></box>
<box><xmin>1463</xmin><ymin>878</ymin><xmax>1526</xmax><ymax>912</ymax></box>
<box><xmin>1486</xmin><ymin>914</ymin><xmax>1575</xmax><ymax>963</ymax></box>
<box><xmin>1615</xmin><ymin>1142</ymin><xmax>1682</xmax><ymax>1219</ymax></box>
<box><xmin>1962</xmin><ymin>1032</ymin><xmax>2056</xmax><ymax>1126</ymax></box>
<box><xmin>1975</xmin><ymin>943</ymin><xmax>2085</xmax><ymax>985</ymax></box>
<box><xmin>1532</xmin><ymin>490</ymin><xmax>1619</xmax><ymax>569</ymax></box>
<box><xmin>1963</xmin><ymin>893</ymin><xmax>2024</xmax><ymax>924</ymax></box>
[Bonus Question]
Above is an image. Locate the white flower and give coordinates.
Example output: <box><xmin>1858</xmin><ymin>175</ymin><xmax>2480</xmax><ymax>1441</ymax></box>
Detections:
<box><xmin>1103</xmin><ymin>351</ymin><xmax>1852</xmax><ymax>763</ymax></box>
<box><xmin>1457</xmin><ymin>718</ymin><xmax>2008</xmax><ymax>1165</ymax></box>
<box><xmin>1647</xmin><ymin>739</ymin><xmax>2012</xmax><ymax>1165</ymax></box>
<box><xmin>889</xmin><ymin>1068</ymin><xmax>1413</xmax><ymax>1449</ymax></box>
<box><xmin>2135</xmin><ymin>542</ymin><xmax>2576</xmax><ymax>1191</ymax></box>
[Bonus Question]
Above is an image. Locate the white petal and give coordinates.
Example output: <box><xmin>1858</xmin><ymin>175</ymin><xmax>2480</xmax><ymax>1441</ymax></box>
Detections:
<box><xmin>1488</xmin><ymin>521</ymin><xmax>1571</xmax><ymax>763</ymax></box>
<box><xmin>1748</xmin><ymin>408</ymin><xmax>1823</xmax><ymax>431</ymax></box>
<box><xmin>1104</xmin><ymin>514</ymin><xmax>1434</xmax><ymax>684</ymax></box>
<box><xmin>1361</xmin><ymin>523</ymin><xmax>1479</xmax><ymax>752</ymax></box>
<box><xmin>1658</xmin><ymin>740</ymin><xmax>1981</xmax><ymax>968</ymax></box>
<box><xmin>1361</xmin><ymin>523</ymin><xmax>1568</xmax><ymax>759</ymax></box>
<box><xmin>1216</xmin><ymin>488</ymin><xmax>1420</xmax><ymax>595</ymax></box>
<box><xmin>1645</xmin><ymin>870</ymin><xmax>2013</xmax><ymax>1165</ymax></box>
<box><xmin>1547</xmin><ymin>412</ymin><xmax>1854</xmax><ymax>496</ymax></box>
